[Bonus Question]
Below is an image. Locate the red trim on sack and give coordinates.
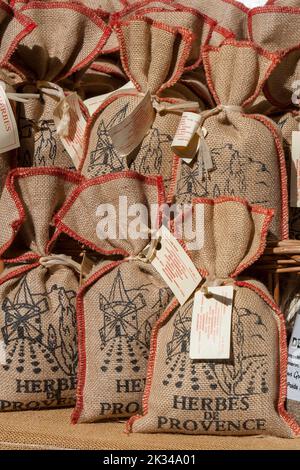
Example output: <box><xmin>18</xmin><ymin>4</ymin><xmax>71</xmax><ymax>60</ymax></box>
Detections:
<box><xmin>114</xmin><ymin>17</ymin><xmax>195</xmax><ymax>93</ymax></box>
<box><xmin>54</xmin><ymin>171</ymin><xmax>165</xmax><ymax>257</ymax></box>
<box><xmin>235</xmin><ymin>280</ymin><xmax>300</xmax><ymax>437</ymax></box>
<box><xmin>202</xmin><ymin>40</ymin><xmax>281</xmax><ymax>108</ymax></box>
<box><xmin>126</xmin><ymin>297</ymin><xmax>179</xmax><ymax>433</ymax></box>
<box><xmin>0</xmin><ymin>262</ymin><xmax>40</xmax><ymax>287</ymax></box>
<box><xmin>0</xmin><ymin>4</ymin><xmax>37</xmax><ymax>68</ymax></box>
<box><xmin>221</xmin><ymin>0</ymin><xmax>249</xmax><ymax>14</ymax></box>
<box><xmin>4</xmin><ymin>253</ymin><xmax>40</xmax><ymax>264</ymax></box>
<box><xmin>71</xmin><ymin>259</ymin><xmax>125</xmax><ymax>424</ymax></box>
<box><xmin>18</xmin><ymin>2</ymin><xmax>112</xmax><ymax>81</ymax></box>
<box><xmin>0</xmin><ymin>167</ymin><xmax>83</xmax><ymax>259</ymax></box>
<box><xmin>89</xmin><ymin>62</ymin><xmax>126</xmax><ymax>79</ymax></box>
<box><xmin>251</xmin><ymin>114</ymin><xmax>289</xmax><ymax>240</ymax></box>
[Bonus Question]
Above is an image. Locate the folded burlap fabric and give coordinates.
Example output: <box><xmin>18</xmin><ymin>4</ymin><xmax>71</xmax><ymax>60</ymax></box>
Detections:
<box><xmin>128</xmin><ymin>197</ymin><xmax>299</xmax><ymax>438</ymax></box>
<box><xmin>249</xmin><ymin>8</ymin><xmax>300</xmax><ymax>239</ymax></box>
<box><xmin>53</xmin><ymin>171</ymin><xmax>175</xmax><ymax>423</ymax></box>
<box><xmin>80</xmin><ymin>16</ymin><xmax>212</xmax><ymax>201</ymax></box>
<box><xmin>173</xmin><ymin>40</ymin><xmax>288</xmax><ymax>241</ymax></box>
<box><xmin>6</xmin><ymin>2</ymin><xmax>110</xmax><ymax>169</ymax></box>
<box><xmin>0</xmin><ymin>167</ymin><xmax>83</xmax><ymax>412</ymax></box>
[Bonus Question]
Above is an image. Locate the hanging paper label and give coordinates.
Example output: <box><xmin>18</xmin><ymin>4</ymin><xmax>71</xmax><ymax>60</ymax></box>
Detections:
<box><xmin>151</xmin><ymin>225</ymin><xmax>202</xmax><ymax>305</ymax></box>
<box><xmin>108</xmin><ymin>90</ymin><xmax>154</xmax><ymax>157</ymax></box>
<box><xmin>0</xmin><ymin>86</ymin><xmax>20</xmax><ymax>153</ymax></box>
<box><xmin>0</xmin><ymin>340</ymin><xmax>6</xmax><ymax>365</ymax></box>
<box><xmin>53</xmin><ymin>93</ymin><xmax>86</xmax><ymax>169</ymax></box>
<box><xmin>287</xmin><ymin>310</ymin><xmax>300</xmax><ymax>402</ymax></box>
<box><xmin>172</xmin><ymin>112</ymin><xmax>207</xmax><ymax>164</ymax></box>
<box><xmin>291</xmin><ymin>131</ymin><xmax>300</xmax><ymax>208</ymax></box>
<box><xmin>189</xmin><ymin>286</ymin><xmax>234</xmax><ymax>360</ymax></box>
<box><xmin>84</xmin><ymin>81</ymin><xmax>135</xmax><ymax>115</ymax></box>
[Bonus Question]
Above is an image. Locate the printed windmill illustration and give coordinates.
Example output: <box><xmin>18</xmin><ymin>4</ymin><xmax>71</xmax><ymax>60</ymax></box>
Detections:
<box><xmin>132</xmin><ymin>128</ymin><xmax>173</xmax><ymax>175</ymax></box>
<box><xmin>1</xmin><ymin>276</ymin><xmax>77</xmax><ymax>378</ymax></box>
<box><xmin>98</xmin><ymin>269</ymin><xmax>167</xmax><ymax>374</ymax></box>
<box><xmin>176</xmin><ymin>159</ymin><xmax>209</xmax><ymax>202</ymax></box>
<box><xmin>88</xmin><ymin>104</ymin><xmax>129</xmax><ymax>175</ymax></box>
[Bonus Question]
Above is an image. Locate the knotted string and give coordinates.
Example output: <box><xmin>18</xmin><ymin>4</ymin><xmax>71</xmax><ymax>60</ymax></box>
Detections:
<box><xmin>0</xmin><ymin>81</ymin><xmax>40</xmax><ymax>103</ymax></box>
<box><xmin>39</xmin><ymin>254</ymin><xmax>82</xmax><ymax>274</ymax></box>
<box><xmin>36</xmin><ymin>81</ymin><xmax>70</xmax><ymax>137</ymax></box>
<box><xmin>200</xmin><ymin>275</ymin><xmax>235</xmax><ymax>299</ymax></box>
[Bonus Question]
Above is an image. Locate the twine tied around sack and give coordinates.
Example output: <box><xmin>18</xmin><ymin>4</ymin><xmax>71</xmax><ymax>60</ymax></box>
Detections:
<box><xmin>0</xmin><ymin>81</ymin><xmax>40</xmax><ymax>103</ymax></box>
<box><xmin>126</xmin><ymin>224</ymin><xmax>162</xmax><ymax>264</ymax></box>
<box><xmin>200</xmin><ymin>275</ymin><xmax>235</xmax><ymax>299</ymax></box>
<box><xmin>36</xmin><ymin>81</ymin><xmax>70</xmax><ymax>137</ymax></box>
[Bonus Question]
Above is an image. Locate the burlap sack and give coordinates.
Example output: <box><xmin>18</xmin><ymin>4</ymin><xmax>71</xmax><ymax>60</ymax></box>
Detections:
<box><xmin>128</xmin><ymin>197</ymin><xmax>299</xmax><ymax>438</ymax></box>
<box><xmin>80</xmin><ymin>17</ymin><xmax>212</xmax><ymax>201</ymax></box>
<box><xmin>6</xmin><ymin>2</ymin><xmax>110</xmax><ymax>169</ymax></box>
<box><xmin>0</xmin><ymin>167</ymin><xmax>83</xmax><ymax>412</ymax></box>
<box><xmin>266</xmin><ymin>1</ymin><xmax>300</xmax><ymax>6</ymax></box>
<box><xmin>174</xmin><ymin>41</ymin><xmax>288</xmax><ymax>241</ymax></box>
<box><xmin>175</xmin><ymin>0</ymin><xmax>248</xmax><ymax>43</ymax></box>
<box><xmin>53</xmin><ymin>171</ymin><xmax>175</xmax><ymax>423</ymax></box>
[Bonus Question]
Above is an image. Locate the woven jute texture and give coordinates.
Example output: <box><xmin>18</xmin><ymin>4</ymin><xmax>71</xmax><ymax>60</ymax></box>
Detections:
<box><xmin>129</xmin><ymin>199</ymin><xmax>298</xmax><ymax>438</ymax></box>
<box><xmin>2</xmin><ymin>408</ymin><xmax>300</xmax><ymax>450</ymax></box>
<box><xmin>249</xmin><ymin>6</ymin><xmax>300</xmax><ymax>108</ymax></box>
<box><xmin>0</xmin><ymin>168</ymin><xmax>82</xmax><ymax>411</ymax></box>
<box><xmin>53</xmin><ymin>172</ymin><xmax>171</xmax><ymax>423</ymax></box>
<box><xmin>7</xmin><ymin>3</ymin><xmax>110</xmax><ymax>168</ymax></box>
<box><xmin>174</xmin><ymin>41</ymin><xmax>288</xmax><ymax>241</ymax></box>
<box><xmin>81</xmin><ymin>18</ymin><xmax>210</xmax><ymax>200</ymax></box>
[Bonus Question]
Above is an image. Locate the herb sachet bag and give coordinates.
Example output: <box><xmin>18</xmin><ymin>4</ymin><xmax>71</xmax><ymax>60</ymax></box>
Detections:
<box><xmin>80</xmin><ymin>16</ymin><xmax>212</xmax><ymax>201</ymax></box>
<box><xmin>173</xmin><ymin>41</ymin><xmax>288</xmax><ymax>240</ymax></box>
<box><xmin>129</xmin><ymin>197</ymin><xmax>299</xmax><ymax>438</ymax></box>
<box><xmin>53</xmin><ymin>171</ymin><xmax>175</xmax><ymax>423</ymax></box>
<box><xmin>6</xmin><ymin>1</ymin><xmax>110</xmax><ymax>169</ymax></box>
<box><xmin>0</xmin><ymin>167</ymin><xmax>82</xmax><ymax>412</ymax></box>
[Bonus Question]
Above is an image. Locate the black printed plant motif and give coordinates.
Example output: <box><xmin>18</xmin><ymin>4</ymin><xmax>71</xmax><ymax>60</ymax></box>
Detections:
<box><xmin>176</xmin><ymin>143</ymin><xmax>271</xmax><ymax>204</ymax></box>
<box><xmin>87</xmin><ymin>104</ymin><xmax>129</xmax><ymax>176</ymax></box>
<box><xmin>18</xmin><ymin>118</ymin><xmax>72</xmax><ymax>168</ymax></box>
<box><xmin>163</xmin><ymin>305</ymin><xmax>269</xmax><ymax>397</ymax></box>
<box><xmin>1</xmin><ymin>276</ymin><xmax>77</xmax><ymax>377</ymax></box>
<box><xmin>132</xmin><ymin>128</ymin><xmax>173</xmax><ymax>175</ymax></box>
<box><xmin>98</xmin><ymin>269</ymin><xmax>168</xmax><ymax>374</ymax></box>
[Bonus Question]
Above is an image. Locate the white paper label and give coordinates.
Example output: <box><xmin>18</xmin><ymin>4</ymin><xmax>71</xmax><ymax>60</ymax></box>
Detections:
<box><xmin>108</xmin><ymin>90</ymin><xmax>155</xmax><ymax>157</ymax></box>
<box><xmin>84</xmin><ymin>81</ymin><xmax>135</xmax><ymax>115</ymax></box>
<box><xmin>172</xmin><ymin>112</ymin><xmax>207</xmax><ymax>164</ymax></box>
<box><xmin>0</xmin><ymin>86</ymin><xmax>20</xmax><ymax>153</ymax></box>
<box><xmin>53</xmin><ymin>93</ymin><xmax>86</xmax><ymax>169</ymax></box>
<box><xmin>0</xmin><ymin>340</ymin><xmax>6</xmax><ymax>365</ymax></box>
<box><xmin>287</xmin><ymin>310</ymin><xmax>300</xmax><ymax>402</ymax></box>
<box><xmin>151</xmin><ymin>225</ymin><xmax>202</xmax><ymax>305</ymax></box>
<box><xmin>291</xmin><ymin>131</ymin><xmax>300</xmax><ymax>208</ymax></box>
<box><xmin>189</xmin><ymin>286</ymin><xmax>234</xmax><ymax>360</ymax></box>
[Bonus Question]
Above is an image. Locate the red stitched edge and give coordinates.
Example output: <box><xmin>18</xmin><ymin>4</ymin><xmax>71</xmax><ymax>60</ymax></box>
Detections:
<box><xmin>127</xmin><ymin>280</ymin><xmax>300</xmax><ymax>437</ymax></box>
<box><xmin>202</xmin><ymin>40</ymin><xmax>280</xmax><ymax>107</ymax></box>
<box><xmin>114</xmin><ymin>16</ymin><xmax>195</xmax><ymax>94</ymax></box>
<box><xmin>0</xmin><ymin>262</ymin><xmax>40</xmax><ymax>288</ymax></box>
<box><xmin>221</xmin><ymin>0</ymin><xmax>249</xmax><ymax>14</ymax></box>
<box><xmin>13</xmin><ymin>1</ymin><xmax>112</xmax><ymax>81</ymax></box>
<box><xmin>71</xmin><ymin>259</ymin><xmax>125</xmax><ymax>424</ymax></box>
<box><xmin>53</xmin><ymin>171</ymin><xmax>165</xmax><ymax>257</ymax></box>
<box><xmin>0</xmin><ymin>167</ymin><xmax>83</xmax><ymax>259</ymax></box>
<box><xmin>250</xmin><ymin>114</ymin><xmax>289</xmax><ymax>240</ymax></box>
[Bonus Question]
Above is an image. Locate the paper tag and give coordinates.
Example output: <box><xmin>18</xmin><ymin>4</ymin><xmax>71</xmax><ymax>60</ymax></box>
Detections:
<box><xmin>0</xmin><ymin>340</ymin><xmax>6</xmax><ymax>365</ymax></box>
<box><xmin>172</xmin><ymin>112</ymin><xmax>201</xmax><ymax>163</ymax></box>
<box><xmin>287</xmin><ymin>310</ymin><xmax>300</xmax><ymax>402</ymax></box>
<box><xmin>0</xmin><ymin>86</ymin><xmax>20</xmax><ymax>153</ymax></box>
<box><xmin>108</xmin><ymin>90</ymin><xmax>154</xmax><ymax>157</ymax></box>
<box><xmin>291</xmin><ymin>131</ymin><xmax>300</xmax><ymax>208</ymax></box>
<box><xmin>53</xmin><ymin>93</ymin><xmax>86</xmax><ymax>169</ymax></box>
<box><xmin>151</xmin><ymin>225</ymin><xmax>202</xmax><ymax>305</ymax></box>
<box><xmin>84</xmin><ymin>81</ymin><xmax>135</xmax><ymax>115</ymax></box>
<box><xmin>189</xmin><ymin>286</ymin><xmax>234</xmax><ymax>360</ymax></box>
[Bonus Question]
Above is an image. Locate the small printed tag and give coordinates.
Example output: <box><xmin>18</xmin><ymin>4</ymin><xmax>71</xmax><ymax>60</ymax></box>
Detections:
<box><xmin>287</xmin><ymin>310</ymin><xmax>300</xmax><ymax>402</ymax></box>
<box><xmin>53</xmin><ymin>93</ymin><xmax>87</xmax><ymax>169</ymax></box>
<box><xmin>109</xmin><ymin>90</ymin><xmax>155</xmax><ymax>157</ymax></box>
<box><xmin>0</xmin><ymin>85</ymin><xmax>20</xmax><ymax>153</ymax></box>
<box><xmin>291</xmin><ymin>131</ymin><xmax>300</xmax><ymax>208</ymax></box>
<box><xmin>172</xmin><ymin>112</ymin><xmax>202</xmax><ymax>163</ymax></box>
<box><xmin>151</xmin><ymin>225</ymin><xmax>202</xmax><ymax>305</ymax></box>
<box><xmin>84</xmin><ymin>81</ymin><xmax>135</xmax><ymax>115</ymax></box>
<box><xmin>0</xmin><ymin>340</ymin><xmax>6</xmax><ymax>365</ymax></box>
<box><xmin>189</xmin><ymin>286</ymin><xmax>234</xmax><ymax>360</ymax></box>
